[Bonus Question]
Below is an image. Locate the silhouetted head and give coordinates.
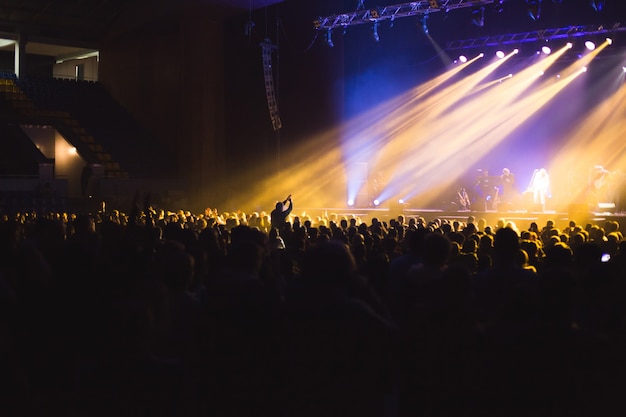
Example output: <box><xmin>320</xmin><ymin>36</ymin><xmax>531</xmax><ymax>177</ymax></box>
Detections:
<box><xmin>494</xmin><ymin>226</ymin><xmax>520</xmax><ymax>262</ymax></box>
<box><xmin>303</xmin><ymin>240</ymin><xmax>356</xmax><ymax>284</ymax></box>
<box><xmin>422</xmin><ymin>232</ymin><xmax>452</xmax><ymax>268</ymax></box>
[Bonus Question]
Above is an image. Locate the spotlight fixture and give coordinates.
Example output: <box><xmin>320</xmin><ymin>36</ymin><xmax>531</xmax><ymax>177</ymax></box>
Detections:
<box><xmin>494</xmin><ymin>0</ymin><xmax>505</xmax><ymax>13</ymax></box>
<box><xmin>590</xmin><ymin>0</ymin><xmax>605</xmax><ymax>12</ymax></box>
<box><xmin>459</xmin><ymin>55</ymin><xmax>468</xmax><ymax>63</ymax></box>
<box><xmin>525</xmin><ymin>0</ymin><xmax>542</xmax><ymax>21</ymax></box>
<box><xmin>542</xmin><ymin>45</ymin><xmax>551</xmax><ymax>54</ymax></box>
<box><xmin>606</xmin><ymin>37</ymin><xmax>613</xmax><ymax>45</ymax></box>
<box><xmin>622</xmin><ymin>66</ymin><xmax>626</xmax><ymax>73</ymax></box>
<box><xmin>471</xmin><ymin>7</ymin><xmax>485</xmax><ymax>27</ymax></box>
<box><xmin>373</xmin><ymin>199</ymin><xmax>381</xmax><ymax>206</ymax></box>
<box><xmin>313</xmin><ymin>19</ymin><xmax>321</xmax><ymax>29</ymax></box>
<box><xmin>369</xmin><ymin>8</ymin><xmax>380</xmax><ymax>19</ymax></box>
<box><xmin>398</xmin><ymin>199</ymin><xmax>405</xmax><ymax>204</ymax></box>
<box><xmin>347</xmin><ymin>199</ymin><xmax>355</xmax><ymax>206</ymax></box>
<box><xmin>421</xmin><ymin>14</ymin><xmax>429</xmax><ymax>35</ymax></box>
<box><xmin>325</xmin><ymin>29</ymin><xmax>334</xmax><ymax>47</ymax></box>
<box><xmin>372</xmin><ymin>21</ymin><xmax>380</xmax><ymax>42</ymax></box>
<box><xmin>585</xmin><ymin>40</ymin><xmax>596</xmax><ymax>50</ymax></box>
<box><xmin>496</xmin><ymin>50</ymin><xmax>505</xmax><ymax>59</ymax></box>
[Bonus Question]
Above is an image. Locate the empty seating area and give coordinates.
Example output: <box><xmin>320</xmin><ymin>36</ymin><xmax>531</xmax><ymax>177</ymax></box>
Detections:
<box><xmin>4</xmin><ymin>74</ymin><xmax>170</xmax><ymax>178</ymax></box>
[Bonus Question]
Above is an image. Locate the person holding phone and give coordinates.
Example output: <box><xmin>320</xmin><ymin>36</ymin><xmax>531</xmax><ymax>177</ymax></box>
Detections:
<box><xmin>270</xmin><ymin>194</ymin><xmax>293</xmax><ymax>230</ymax></box>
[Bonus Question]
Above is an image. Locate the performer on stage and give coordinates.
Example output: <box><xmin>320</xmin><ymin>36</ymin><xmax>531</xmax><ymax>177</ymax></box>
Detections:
<box><xmin>475</xmin><ymin>169</ymin><xmax>499</xmax><ymax>211</ymax></box>
<box><xmin>499</xmin><ymin>167</ymin><xmax>517</xmax><ymax>207</ymax></box>
<box><xmin>530</xmin><ymin>168</ymin><xmax>550</xmax><ymax>212</ymax></box>
<box><xmin>589</xmin><ymin>165</ymin><xmax>611</xmax><ymax>205</ymax></box>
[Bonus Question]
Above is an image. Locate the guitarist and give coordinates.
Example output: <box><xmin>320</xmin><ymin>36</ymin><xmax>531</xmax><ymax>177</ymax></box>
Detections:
<box><xmin>590</xmin><ymin>165</ymin><xmax>611</xmax><ymax>204</ymax></box>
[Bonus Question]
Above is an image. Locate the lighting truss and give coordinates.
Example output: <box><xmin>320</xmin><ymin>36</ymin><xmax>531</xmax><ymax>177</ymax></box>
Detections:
<box><xmin>446</xmin><ymin>23</ymin><xmax>626</xmax><ymax>50</ymax></box>
<box><xmin>314</xmin><ymin>0</ymin><xmax>499</xmax><ymax>31</ymax></box>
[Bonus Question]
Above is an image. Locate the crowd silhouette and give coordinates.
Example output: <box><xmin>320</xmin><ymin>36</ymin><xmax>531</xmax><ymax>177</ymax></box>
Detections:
<box><xmin>1</xmin><ymin>200</ymin><xmax>626</xmax><ymax>417</ymax></box>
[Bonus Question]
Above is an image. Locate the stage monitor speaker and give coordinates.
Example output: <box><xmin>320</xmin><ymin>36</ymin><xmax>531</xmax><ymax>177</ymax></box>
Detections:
<box><xmin>597</xmin><ymin>202</ymin><xmax>616</xmax><ymax>213</ymax></box>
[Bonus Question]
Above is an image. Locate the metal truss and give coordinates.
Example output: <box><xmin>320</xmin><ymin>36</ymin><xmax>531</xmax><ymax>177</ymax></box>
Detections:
<box><xmin>446</xmin><ymin>23</ymin><xmax>626</xmax><ymax>50</ymax></box>
<box><xmin>314</xmin><ymin>0</ymin><xmax>499</xmax><ymax>31</ymax></box>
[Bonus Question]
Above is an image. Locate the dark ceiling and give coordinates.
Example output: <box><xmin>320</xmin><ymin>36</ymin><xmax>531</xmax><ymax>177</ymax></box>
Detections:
<box><xmin>2</xmin><ymin>0</ymin><xmax>626</xmax><ymax>60</ymax></box>
<box><xmin>0</xmin><ymin>0</ymin><xmax>286</xmax><ymax>58</ymax></box>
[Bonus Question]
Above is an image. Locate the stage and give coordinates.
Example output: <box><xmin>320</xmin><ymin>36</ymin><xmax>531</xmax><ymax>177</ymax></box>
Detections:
<box><xmin>302</xmin><ymin>206</ymin><xmax>626</xmax><ymax>231</ymax></box>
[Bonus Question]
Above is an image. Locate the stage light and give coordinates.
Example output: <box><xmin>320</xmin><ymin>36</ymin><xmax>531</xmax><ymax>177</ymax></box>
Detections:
<box><xmin>496</xmin><ymin>50</ymin><xmax>505</xmax><ymax>59</ymax></box>
<box><xmin>398</xmin><ymin>199</ymin><xmax>405</xmax><ymax>204</ymax></box>
<box><xmin>623</xmin><ymin>66</ymin><xmax>626</xmax><ymax>73</ymax></box>
<box><xmin>373</xmin><ymin>199</ymin><xmax>381</xmax><ymax>206</ymax></box>
<box><xmin>369</xmin><ymin>8</ymin><xmax>380</xmax><ymax>19</ymax></box>
<box><xmin>494</xmin><ymin>0</ymin><xmax>505</xmax><ymax>13</ymax></box>
<box><xmin>421</xmin><ymin>14</ymin><xmax>429</xmax><ymax>35</ymax></box>
<box><xmin>582</xmin><ymin>66</ymin><xmax>588</xmax><ymax>72</ymax></box>
<box><xmin>471</xmin><ymin>7</ymin><xmax>485</xmax><ymax>27</ymax></box>
<box><xmin>347</xmin><ymin>199</ymin><xmax>354</xmax><ymax>206</ymax></box>
<box><xmin>325</xmin><ymin>29</ymin><xmax>334</xmax><ymax>47</ymax></box>
<box><xmin>525</xmin><ymin>0</ymin><xmax>542</xmax><ymax>21</ymax></box>
<box><xmin>606</xmin><ymin>37</ymin><xmax>613</xmax><ymax>45</ymax></box>
<box><xmin>590</xmin><ymin>0</ymin><xmax>605</xmax><ymax>12</ymax></box>
<box><xmin>567</xmin><ymin>42</ymin><xmax>573</xmax><ymax>49</ymax></box>
<box><xmin>459</xmin><ymin>55</ymin><xmax>468</xmax><ymax>63</ymax></box>
<box><xmin>371</xmin><ymin>21</ymin><xmax>380</xmax><ymax>42</ymax></box>
<box><xmin>585</xmin><ymin>40</ymin><xmax>596</xmax><ymax>51</ymax></box>
<box><xmin>542</xmin><ymin>45</ymin><xmax>551</xmax><ymax>55</ymax></box>
<box><xmin>514</xmin><ymin>48</ymin><xmax>519</xmax><ymax>54</ymax></box>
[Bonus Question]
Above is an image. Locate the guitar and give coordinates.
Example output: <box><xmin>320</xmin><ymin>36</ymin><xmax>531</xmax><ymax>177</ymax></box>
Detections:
<box><xmin>458</xmin><ymin>188</ymin><xmax>471</xmax><ymax>210</ymax></box>
<box><xmin>593</xmin><ymin>169</ymin><xmax>610</xmax><ymax>189</ymax></box>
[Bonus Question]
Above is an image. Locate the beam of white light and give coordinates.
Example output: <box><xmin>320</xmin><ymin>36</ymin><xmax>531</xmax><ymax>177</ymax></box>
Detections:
<box><xmin>375</xmin><ymin>54</ymin><xmax>559</xmax><ymax>198</ymax></box>
<box><xmin>374</xmin><ymin>48</ymin><xmax>585</xmax><ymax>203</ymax></box>
<box><xmin>395</xmin><ymin>67</ymin><xmax>588</xmax><ymax>202</ymax></box>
